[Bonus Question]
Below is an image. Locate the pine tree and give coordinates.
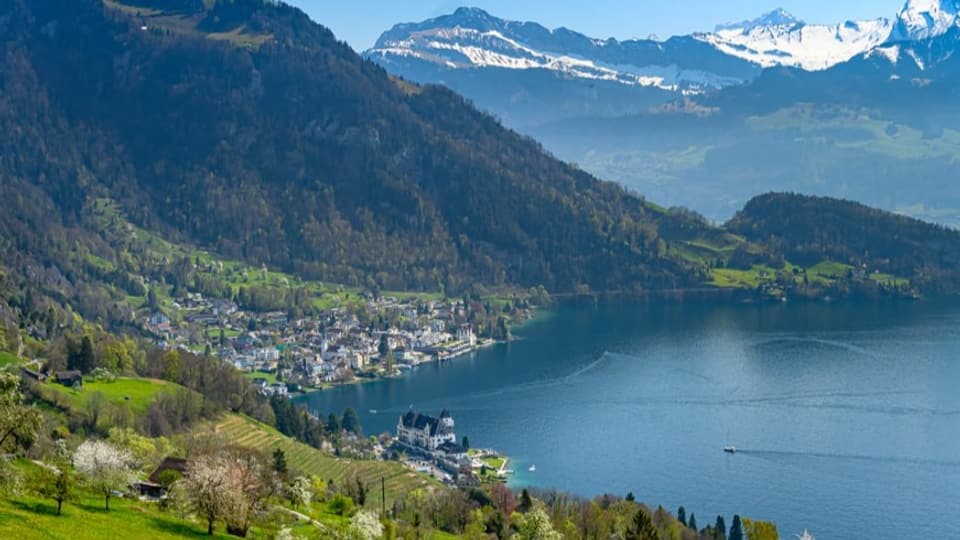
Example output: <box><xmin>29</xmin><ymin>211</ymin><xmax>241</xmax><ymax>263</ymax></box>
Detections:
<box><xmin>341</xmin><ymin>407</ymin><xmax>361</xmax><ymax>434</ymax></box>
<box><xmin>518</xmin><ymin>488</ymin><xmax>533</xmax><ymax>513</ymax></box>
<box><xmin>715</xmin><ymin>516</ymin><xmax>727</xmax><ymax>539</ymax></box>
<box><xmin>626</xmin><ymin>508</ymin><xmax>659</xmax><ymax>540</ymax></box>
<box><xmin>326</xmin><ymin>413</ymin><xmax>341</xmax><ymax>434</ymax></box>
<box><xmin>625</xmin><ymin>492</ymin><xmax>635</xmax><ymax>502</ymax></box>
<box><xmin>689</xmin><ymin>513</ymin><xmax>697</xmax><ymax>532</ymax></box>
<box><xmin>272</xmin><ymin>448</ymin><xmax>288</xmax><ymax>474</ymax></box>
<box><xmin>729</xmin><ymin>515</ymin><xmax>744</xmax><ymax>540</ymax></box>
<box><xmin>461</xmin><ymin>436</ymin><xmax>470</xmax><ymax>450</ymax></box>
<box><xmin>79</xmin><ymin>335</ymin><xmax>96</xmax><ymax>373</ymax></box>
<box><xmin>678</xmin><ymin>506</ymin><xmax>687</xmax><ymax>527</ymax></box>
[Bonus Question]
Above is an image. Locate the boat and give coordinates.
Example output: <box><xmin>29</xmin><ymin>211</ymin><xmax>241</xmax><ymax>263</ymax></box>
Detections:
<box><xmin>528</xmin><ymin>464</ymin><xmax>536</xmax><ymax>472</ymax></box>
<box><xmin>369</xmin><ymin>409</ymin><xmax>377</xmax><ymax>414</ymax></box>
<box><xmin>723</xmin><ymin>446</ymin><xmax>737</xmax><ymax>454</ymax></box>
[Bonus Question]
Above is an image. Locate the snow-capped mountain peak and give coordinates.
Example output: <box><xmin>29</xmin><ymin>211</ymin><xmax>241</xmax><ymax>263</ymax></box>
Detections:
<box><xmin>714</xmin><ymin>8</ymin><xmax>803</xmax><ymax>32</ymax></box>
<box><xmin>700</xmin><ymin>15</ymin><xmax>893</xmax><ymax>70</ymax></box>
<box><xmin>366</xmin><ymin>9</ymin><xmax>760</xmax><ymax>95</ymax></box>
<box><xmin>890</xmin><ymin>0</ymin><xmax>960</xmax><ymax>41</ymax></box>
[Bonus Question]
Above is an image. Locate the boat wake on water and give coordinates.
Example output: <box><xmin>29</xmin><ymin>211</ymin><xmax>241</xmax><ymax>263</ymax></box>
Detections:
<box><xmin>414</xmin><ymin>351</ymin><xmax>617</xmax><ymax>407</ymax></box>
<box><xmin>732</xmin><ymin>449</ymin><xmax>960</xmax><ymax>468</ymax></box>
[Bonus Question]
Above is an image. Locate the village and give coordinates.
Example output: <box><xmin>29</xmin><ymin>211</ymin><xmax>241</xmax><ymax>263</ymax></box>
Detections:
<box><xmin>141</xmin><ymin>290</ymin><xmax>534</xmax><ymax>397</ymax></box>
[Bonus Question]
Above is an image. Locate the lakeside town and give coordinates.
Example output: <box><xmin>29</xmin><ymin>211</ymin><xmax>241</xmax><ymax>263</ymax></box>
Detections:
<box><xmin>140</xmin><ymin>288</ymin><xmax>539</xmax><ymax>396</ymax></box>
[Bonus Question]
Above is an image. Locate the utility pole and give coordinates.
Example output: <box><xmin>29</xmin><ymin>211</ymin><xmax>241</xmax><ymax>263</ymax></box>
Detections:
<box><xmin>381</xmin><ymin>476</ymin><xmax>386</xmax><ymax>516</ymax></box>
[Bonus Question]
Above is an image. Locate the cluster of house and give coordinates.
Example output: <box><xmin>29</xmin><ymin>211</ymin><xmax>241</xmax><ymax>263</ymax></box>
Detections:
<box><xmin>143</xmin><ymin>292</ymin><xmax>486</xmax><ymax>390</ymax></box>
<box><xmin>395</xmin><ymin>409</ymin><xmax>470</xmax><ymax>474</ymax></box>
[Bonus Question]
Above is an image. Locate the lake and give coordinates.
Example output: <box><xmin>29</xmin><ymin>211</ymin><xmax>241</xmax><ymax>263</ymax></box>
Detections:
<box><xmin>298</xmin><ymin>300</ymin><xmax>960</xmax><ymax>539</ymax></box>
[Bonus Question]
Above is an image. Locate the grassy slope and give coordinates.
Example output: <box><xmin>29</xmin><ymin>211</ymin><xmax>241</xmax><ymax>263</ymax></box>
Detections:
<box><xmin>0</xmin><ymin>460</ymin><xmax>234</xmax><ymax>540</ymax></box>
<box><xmin>37</xmin><ymin>377</ymin><xmax>195</xmax><ymax>414</ymax></box>
<box><xmin>0</xmin><ymin>493</ymin><xmax>234</xmax><ymax>540</ymax></box>
<box><xmin>210</xmin><ymin>414</ymin><xmax>439</xmax><ymax>506</ymax></box>
<box><xmin>0</xmin><ymin>351</ymin><xmax>19</xmax><ymax>368</ymax></box>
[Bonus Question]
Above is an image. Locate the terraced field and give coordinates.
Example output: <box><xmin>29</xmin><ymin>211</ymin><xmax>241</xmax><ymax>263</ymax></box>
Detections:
<box><xmin>212</xmin><ymin>414</ymin><xmax>438</xmax><ymax>505</ymax></box>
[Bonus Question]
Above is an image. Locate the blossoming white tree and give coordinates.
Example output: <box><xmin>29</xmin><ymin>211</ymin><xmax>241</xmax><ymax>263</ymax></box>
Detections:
<box><xmin>72</xmin><ymin>439</ymin><xmax>136</xmax><ymax>511</ymax></box>
<box><xmin>350</xmin><ymin>509</ymin><xmax>384</xmax><ymax>540</ymax></box>
<box><xmin>176</xmin><ymin>454</ymin><xmax>232</xmax><ymax>536</ymax></box>
<box><xmin>288</xmin><ymin>475</ymin><xmax>313</xmax><ymax>510</ymax></box>
<box><xmin>176</xmin><ymin>448</ymin><xmax>276</xmax><ymax>536</ymax></box>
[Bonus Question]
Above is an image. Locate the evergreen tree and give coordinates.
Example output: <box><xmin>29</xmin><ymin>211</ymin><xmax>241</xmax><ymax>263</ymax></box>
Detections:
<box><xmin>77</xmin><ymin>335</ymin><xmax>96</xmax><ymax>373</ymax></box>
<box><xmin>378</xmin><ymin>334</ymin><xmax>390</xmax><ymax>358</ymax></box>
<box><xmin>678</xmin><ymin>506</ymin><xmax>687</xmax><ymax>527</ymax></box>
<box><xmin>625</xmin><ymin>508</ymin><xmax>658</xmax><ymax>540</ymax></box>
<box><xmin>326</xmin><ymin>413</ymin><xmax>341</xmax><ymax>434</ymax></box>
<box><xmin>518</xmin><ymin>488</ymin><xmax>533</xmax><ymax>513</ymax></box>
<box><xmin>272</xmin><ymin>448</ymin><xmax>288</xmax><ymax>475</ymax></box>
<box><xmin>461</xmin><ymin>436</ymin><xmax>470</xmax><ymax>450</ymax></box>
<box><xmin>341</xmin><ymin>407</ymin><xmax>361</xmax><ymax>434</ymax></box>
<box><xmin>729</xmin><ymin>515</ymin><xmax>744</xmax><ymax>540</ymax></box>
<box><xmin>625</xmin><ymin>492</ymin><xmax>635</xmax><ymax>502</ymax></box>
<box><xmin>689</xmin><ymin>513</ymin><xmax>697</xmax><ymax>532</ymax></box>
<box><xmin>715</xmin><ymin>516</ymin><xmax>727</xmax><ymax>539</ymax></box>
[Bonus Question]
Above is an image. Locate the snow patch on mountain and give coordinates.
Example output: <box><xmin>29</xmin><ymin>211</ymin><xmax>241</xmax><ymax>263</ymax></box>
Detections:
<box><xmin>715</xmin><ymin>9</ymin><xmax>803</xmax><ymax>32</ymax></box>
<box><xmin>367</xmin><ymin>10</ymin><xmax>756</xmax><ymax>94</ymax></box>
<box><xmin>890</xmin><ymin>0</ymin><xmax>960</xmax><ymax>41</ymax></box>
<box><xmin>368</xmin><ymin>26</ymin><xmax>737</xmax><ymax>93</ymax></box>
<box><xmin>870</xmin><ymin>44</ymin><xmax>902</xmax><ymax>64</ymax></box>
<box><xmin>698</xmin><ymin>16</ymin><xmax>893</xmax><ymax>70</ymax></box>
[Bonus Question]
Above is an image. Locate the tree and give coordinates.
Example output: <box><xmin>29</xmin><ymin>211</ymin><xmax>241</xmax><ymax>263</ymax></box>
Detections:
<box><xmin>730</xmin><ymin>515</ymin><xmax>744</xmax><ymax>540</ymax></box>
<box><xmin>175</xmin><ymin>447</ymin><xmax>275</xmax><ymax>537</ymax></box>
<box><xmin>330</xmin><ymin>493</ymin><xmax>355</xmax><ymax>517</ymax></box>
<box><xmin>33</xmin><ymin>462</ymin><xmax>75</xmax><ymax>516</ymax></box>
<box><xmin>351</xmin><ymin>509</ymin><xmax>384</xmax><ymax>540</ymax></box>
<box><xmin>287</xmin><ymin>476</ymin><xmax>312</xmax><ymax>510</ymax></box>
<box><xmin>689</xmin><ymin>513</ymin><xmax>697</xmax><ymax>532</ymax></box>
<box><xmin>715</xmin><ymin>515</ymin><xmax>727</xmax><ymax>539</ymax></box>
<box><xmin>518</xmin><ymin>488</ymin><xmax>534</xmax><ymax>513</ymax></box>
<box><xmin>678</xmin><ymin>506</ymin><xmax>686</xmax><ymax>527</ymax></box>
<box><xmin>273</xmin><ymin>448</ymin><xmax>288</xmax><ymax>475</ymax></box>
<box><xmin>175</xmin><ymin>454</ymin><xmax>231</xmax><ymax>535</ymax></box>
<box><xmin>514</xmin><ymin>506</ymin><xmax>561</xmax><ymax>540</ymax></box>
<box><xmin>625</xmin><ymin>492</ymin><xmax>635</xmax><ymax>502</ymax></box>
<box><xmin>489</xmin><ymin>483</ymin><xmax>516</xmax><ymax>516</ymax></box>
<box><xmin>341</xmin><ymin>407</ymin><xmax>361</xmax><ymax>435</ymax></box>
<box><xmin>0</xmin><ymin>373</ymin><xmax>42</xmax><ymax>455</ymax></box>
<box><xmin>742</xmin><ymin>518</ymin><xmax>779</xmax><ymax>540</ymax></box>
<box><xmin>326</xmin><ymin>413</ymin><xmax>341</xmax><ymax>434</ymax></box>
<box><xmin>625</xmin><ymin>508</ymin><xmax>658</xmax><ymax>540</ymax></box>
<box><xmin>68</xmin><ymin>335</ymin><xmax>97</xmax><ymax>374</ymax></box>
<box><xmin>73</xmin><ymin>440</ymin><xmax>135</xmax><ymax>511</ymax></box>
<box><xmin>461</xmin><ymin>436</ymin><xmax>470</xmax><ymax>451</ymax></box>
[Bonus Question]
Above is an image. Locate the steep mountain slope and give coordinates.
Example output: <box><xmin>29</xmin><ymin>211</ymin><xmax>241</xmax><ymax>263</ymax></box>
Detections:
<box><xmin>1</xmin><ymin>0</ymin><xmax>958</xmax><ymax>345</ymax></box>
<box><xmin>0</xmin><ymin>0</ymin><xmax>718</xmax><ymax>304</ymax></box>
<box><xmin>364</xmin><ymin>7</ymin><xmax>760</xmax><ymax>127</ymax></box>
<box><xmin>698</xmin><ymin>16</ymin><xmax>893</xmax><ymax>70</ymax></box>
<box><xmin>890</xmin><ymin>0</ymin><xmax>960</xmax><ymax>41</ymax></box>
<box><xmin>387</xmin><ymin>2</ymin><xmax>960</xmax><ymax>228</ymax></box>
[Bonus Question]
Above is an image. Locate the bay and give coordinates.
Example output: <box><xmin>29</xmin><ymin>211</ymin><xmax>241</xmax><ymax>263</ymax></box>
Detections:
<box><xmin>298</xmin><ymin>300</ymin><xmax>960</xmax><ymax>539</ymax></box>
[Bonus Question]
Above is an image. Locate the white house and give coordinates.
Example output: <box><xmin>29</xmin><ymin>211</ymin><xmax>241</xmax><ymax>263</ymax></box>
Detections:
<box><xmin>396</xmin><ymin>410</ymin><xmax>457</xmax><ymax>451</ymax></box>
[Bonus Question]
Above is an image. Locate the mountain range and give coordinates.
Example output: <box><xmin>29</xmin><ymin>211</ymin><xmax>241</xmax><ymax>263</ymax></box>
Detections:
<box><xmin>4</xmin><ymin>0</ymin><xmax>960</xmax><ymax>338</ymax></box>
<box><xmin>365</xmin><ymin>1</ymin><xmax>960</xmax><ymax>228</ymax></box>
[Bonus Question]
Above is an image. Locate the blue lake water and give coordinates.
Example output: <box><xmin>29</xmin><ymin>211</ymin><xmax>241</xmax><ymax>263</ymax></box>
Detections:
<box><xmin>298</xmin><ymin>301</ymin><xmax>960</xmax><ymax>539</ymax></box>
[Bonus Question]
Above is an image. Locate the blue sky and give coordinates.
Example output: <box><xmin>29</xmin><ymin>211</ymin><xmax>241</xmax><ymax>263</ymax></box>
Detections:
<box><xmin>293</xmin><ymin>0</ymin><xmax>907</xmax><ymax>52</ymax></box>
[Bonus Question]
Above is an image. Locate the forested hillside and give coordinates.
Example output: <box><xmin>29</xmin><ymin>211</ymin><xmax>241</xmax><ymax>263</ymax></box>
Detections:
<box><xmin>0</xmin><ymin>0</ymin><xmax>710</xmax><ymax>300</ymax></box>
<box><xmin>1</xmin><ymin>0</ymin><xmax>959</xmax><ymax>345</ymax></box>
<box><xmin>728</xmin><ymin>193</ymin><xmax>960</xmax><ymax>294</ymax></box>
